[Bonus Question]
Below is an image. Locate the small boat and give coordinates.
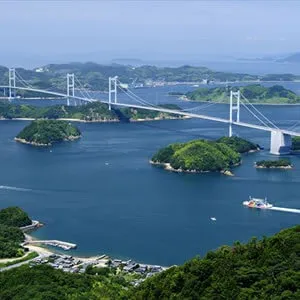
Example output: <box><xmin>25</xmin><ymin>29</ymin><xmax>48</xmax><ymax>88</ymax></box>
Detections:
<box><xmin>210</xmin><ymin>217</ymin><xmax>216</xmax><ymax>221</ymax></box>
<box><xmin>243</xmin><ymin>196</ymin><xmax>273</xmax><ymax>209</ymax></box>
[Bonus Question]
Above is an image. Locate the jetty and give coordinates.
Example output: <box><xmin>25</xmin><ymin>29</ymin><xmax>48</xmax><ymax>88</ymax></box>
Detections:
<box><xmin>24</xmin><ymin>240</ymin><xmax>77</xmax><ymax>251</ymax></box>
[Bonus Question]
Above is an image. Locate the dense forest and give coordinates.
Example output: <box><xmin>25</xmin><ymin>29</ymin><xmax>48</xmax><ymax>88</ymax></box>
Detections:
<box><xmin>0</xmin><ymin>207</ymin><xmax>31</xmax><ymax>258</ymax></box>
<box><xmin>133</xmin><ymin>225</ymin><xmax>300</xmax><ymax>299</ymax></box>
<box><xmin>255</xmin><ymin>159</ymin><xmax>292</xmax><ymax>168</ymax></box>
<box><xmin>151</xmin><ymin>136</ymin><xmax>257</xmax><ymax>173</ymax></box>
<box><xmin>186</xmin><ymin>84</ymin><xmax>300</xmax><ymax>104</ymax></box>
<box><xmin>16</xmin><ymin>120</ymin><xmax>81</xmax><ymax>146</ymax></box>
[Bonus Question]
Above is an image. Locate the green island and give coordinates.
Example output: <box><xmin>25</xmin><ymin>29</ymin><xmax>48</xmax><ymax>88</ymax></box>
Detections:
<box><xmin>0</xmin><ymin>102</ymin><xmax>183</xmax><ymax>123</ymax></box>
<box><xmin>150</xmin><ymin>136</ymin><xmax>259</xmax><ymax>175</ymax></box>
<box><xmin>0</xmin><ymin>207</ymin><xmax>31</xmax><ymax>258</ymax></box>
<box><xmin>15</xmin><ymin>120</ymin><xmax>81</xmax><ymax>146</ymax></box>
<box><xmin>0</xmin><ymin>211</ymin><xmax>299</xmax><ymax>299</ymax></box>
<box><xmin>185</xmin><ymin>84</ymin><xmax>300</xmax><ymax>104</ymax></box>
<box><xmin>255</xmin><ymin>159</ymin><xmax>292</xmax><ymax>169</ymax></box>
<box><xmin>292</xmin><ymin>137</ymin><xmax>300</xmax><ymax>151</ymax></box>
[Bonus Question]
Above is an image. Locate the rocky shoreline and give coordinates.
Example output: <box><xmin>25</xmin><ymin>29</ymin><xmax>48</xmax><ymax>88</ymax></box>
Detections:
<box><xmin>15</xmin><ymin>135</ymin><xmax>81</xmax><ymax>147</ymax></box>
<box><xmin>149</xmin><ymin>160</ymin><xmax>235</xmax><ymax>176</ymax></box>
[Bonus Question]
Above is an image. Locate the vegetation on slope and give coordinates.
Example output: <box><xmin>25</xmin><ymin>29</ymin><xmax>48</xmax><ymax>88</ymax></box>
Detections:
<box><xmin>292</xmin><ymin>137</ymin><xmax>300</xmax><ymax>151</ymax></box>
<box><xmin>16</xmin><ymin>120</ymin><xmax>81</xmax><ymax>146</ymax></box>
<box><xmin>0</xmin><ymin>102</ymin><xmax>183</xmax><ymax>122</ymax></box>
<box><xmin>0</xmin><ymin>207</ymin><xmax>31</xmax><ymax>258</ymax></box>
<box><xmin>186</xmin><ymin>84</ymin><xmax>300</xmax><ymax>104</ymax></box>
<box><xmin>255</xmin><ymin>159</ymin><xmax>292</xmax><ymax>168</ymax></box>
<box><xmin>217</xmin><ymin>136</ymin><xmax>259</xmax><ymax>153</ymax></box>
<box><xmin>132</xmin><ymin>225</ymin><xmax>300</xmax><ymax>299</ymax></box>
<box><xmin>151</xmin><ymin>138</ymin><xmax>245</xmax><ymax>173</ymax></box>
<box><xmin>0</xmin><ymin>206</ymin><xmax>32</xmax><ymax>228</ymax></box>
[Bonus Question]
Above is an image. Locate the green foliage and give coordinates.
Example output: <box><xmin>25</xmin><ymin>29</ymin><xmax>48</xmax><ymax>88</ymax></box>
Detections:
<box><xmin>187</xmin><ymin>84</ymin><xmax>300</xmax><ymax>104</ymax></box>
<box><xmin>132</xmin><ymin>226</ymin><xmax>300</xmax><ymax>299</ymax></box>
<box><xmin>0</xmin><ymin>206</ymin><xmax>31</xmax><ymax>227</ymax></box>
<box><xmin>256</xmin><ymin>159</ymin><xmax>291</xmax><ymax>168</ymax></box>
<box><xmin>292</xmin><ymin>137</ymin><xmax>300</xmax><ymax>151</ymax></box>
<box><xmin>0</xmin><ymin>224</ymin><xmax>24</xmax><ymax>258</ymax></box>
<box><xmin>0</xmin><ymin>264</ymin><xmax>129</xmax><ymax>300</ymax></box>
<box><xmin>151</xmin><ymin>137</ymin><xmax>248</xmax><ymax>172</ymax></box>
<box><xmin>217</xmin><ymin>136</ymin><xmax>259</xmax><ymax>153</ymax></box>
<box><xmin>16</xmin><ymin>120</ymin><xmax>81</xmax><ymax>145</ymax></box>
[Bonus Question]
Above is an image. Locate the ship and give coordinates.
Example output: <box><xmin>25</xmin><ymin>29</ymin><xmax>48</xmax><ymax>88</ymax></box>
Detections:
<box><xmin>243</xmin><ymin>196</ymin><xmax>273</xmax><ymax>209</ymax></box>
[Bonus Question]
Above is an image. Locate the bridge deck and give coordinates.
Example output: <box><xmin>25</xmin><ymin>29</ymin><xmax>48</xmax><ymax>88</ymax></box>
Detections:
<box><xmin>1</xmin><ymin>85</ymin><xmax>300</xmax><ymax>137</ymax></box>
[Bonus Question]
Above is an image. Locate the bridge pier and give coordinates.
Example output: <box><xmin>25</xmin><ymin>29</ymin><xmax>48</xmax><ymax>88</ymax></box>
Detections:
<box><xmin>270</xmin><ymin>130</ymin><xmax>292</xmax><ymax>155</ymax></box>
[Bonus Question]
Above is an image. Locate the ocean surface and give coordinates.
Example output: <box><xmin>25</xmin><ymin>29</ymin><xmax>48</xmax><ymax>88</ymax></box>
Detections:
<box><xmin>1</xmin><ymin>84</ymin><xmax>300</xmax><ymax>266</ymax></box>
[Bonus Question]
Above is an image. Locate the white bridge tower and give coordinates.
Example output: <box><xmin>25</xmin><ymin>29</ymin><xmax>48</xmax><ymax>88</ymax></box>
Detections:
<box><xmin>229</xmin><ymin>90</ymin><xmax>240</xmax><ymax>137</ymax></box>
<box><xmin>108</xmin><ymin>76</ymin><xmax>118</xmax><ymax>110</ymax></box>
<box><xmin>8</xmin><ymin>68</ymin><xmax>16</xmax><ymax>101</ymax></box>
<box><xmin>67</xmin><ymin>73</ymin><xmax>75</xmax><ymax>106</ymax></box>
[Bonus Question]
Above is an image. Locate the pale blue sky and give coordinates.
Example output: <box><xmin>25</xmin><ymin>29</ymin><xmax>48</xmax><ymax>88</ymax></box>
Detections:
<box><xmin>1</xmin><ymin>1</ymin><xmax>299</xmax><ymax>66</ymax></box>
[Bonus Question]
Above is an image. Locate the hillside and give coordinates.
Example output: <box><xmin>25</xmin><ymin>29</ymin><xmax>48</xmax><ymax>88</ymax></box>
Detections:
<box><xmin>0</xmin><ymin>207</ymin><xmax>31</xmax><ymax>258</ymax></box>
<box><xmin>15</xmin><ymin>120</ymin><xmax>81</xmax><ymax>146</ymax></box>
<box><xmin>151</xmin><ymin>137</ymin><xmax>257</xmax><ymax>174</ymax></box>
<box><xmin>132</xmin><ymin>225</ymin><xmax>300</xmax><ymax>299</ymax></box>
<box><xmin>186</xmin><ymin>84</ymin><xmax>300</xmax><ymax>104</ymax></box>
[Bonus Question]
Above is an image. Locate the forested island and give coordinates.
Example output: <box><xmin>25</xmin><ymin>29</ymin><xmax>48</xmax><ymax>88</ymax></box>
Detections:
<box><xmin>0</xmin><ymin>207</ymin><xmax>31</xmax><ymax>258</ymax></box>
<box><xmin>0</xmin><ymin>102</ymin><xmax>183</xmax><ymax>123</ymax></box>
<box><xmin>15</xmin><ymin>120</ymin><xmax>81</xmax><ymax>146</ymax></box>
<box><xmin>255</xmin><ymin>159</ymin><xmax>292</xmax><ymax>169</ymax></box>
<box><xmin>150</xmin><ymin>136</ymin><xmax>259</xmax><ymax>174</ymax></box>
<box><xmin>292</xmin><ymin>137</ymin><xmax>300</xmax><ymax>151</ymax></box>
<box><xmin>185</xmin><ymin>84</ymin><xmax>300</xmax><ymax>104</ymax></box>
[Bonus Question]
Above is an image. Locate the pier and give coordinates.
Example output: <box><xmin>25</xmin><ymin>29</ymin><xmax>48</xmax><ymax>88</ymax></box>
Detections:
<box><xmin>25</xmin><ymin>240</ymin><xmax>77</xmax><ymax>251</ymax></box>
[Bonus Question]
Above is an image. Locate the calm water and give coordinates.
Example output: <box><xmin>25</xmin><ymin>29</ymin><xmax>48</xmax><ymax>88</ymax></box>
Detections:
<box><xmin>1</xmin><ymin>86</ymin><xmax>300</xmax><ymax>266</ymax></box>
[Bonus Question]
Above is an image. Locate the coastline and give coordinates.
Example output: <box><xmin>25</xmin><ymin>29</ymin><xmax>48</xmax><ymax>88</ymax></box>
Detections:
<box><xmin>255</xmin><ymin>165</ymin><xmax>292</xmax><ymax>169</ymax></box>
<box><xmin>14</xmin><ymin>135</ymin><xmax>81</xmax><ymax>146</ymax></box>
<box><xmin>149</xmin><ymin>160</ymin><xmax>234</xmax><ymax>176</ymax></box>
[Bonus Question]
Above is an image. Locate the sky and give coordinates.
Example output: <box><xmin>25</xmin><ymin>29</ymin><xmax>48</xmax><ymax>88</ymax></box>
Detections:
<box><xmin>0</xmin><ymin>0</ymin><xmax>300</xmax><ymax>67</ymax></box>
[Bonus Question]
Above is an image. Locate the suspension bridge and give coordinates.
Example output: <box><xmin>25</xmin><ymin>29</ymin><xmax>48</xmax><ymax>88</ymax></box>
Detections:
<box><xmin>1</xmin><ymin>68</ymin><xmax>300</xmax><ymax>155</ymax></box>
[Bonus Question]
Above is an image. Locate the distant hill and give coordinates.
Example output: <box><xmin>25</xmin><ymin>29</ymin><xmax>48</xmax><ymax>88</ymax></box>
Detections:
<box><xmin>277</xmin><ymin>53</ymin><xmax>300</xmax><ymax>63</ymax></box>
<box><xmin>186</xmin><ymin>84</ymin><xmax>300</xmax><ymax>104</ymax></box>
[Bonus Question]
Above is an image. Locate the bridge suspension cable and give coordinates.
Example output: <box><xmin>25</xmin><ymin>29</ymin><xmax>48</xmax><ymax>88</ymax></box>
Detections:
<box><xmin>240</xmin><ymin>93</ymin><xmax>279</xmax><ymax>129</ymax></box>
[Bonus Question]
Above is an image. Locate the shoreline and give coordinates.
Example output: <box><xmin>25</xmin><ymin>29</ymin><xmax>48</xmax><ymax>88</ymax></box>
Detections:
<box><xmin>255</xmin><ymin>165</ymin><xmax>292</xmax><ymax>169</ymax></box>
<box><xmin>14</xmin><ymin>135</ymin><xmax>81</xmax><ymax>147</ymax></box>
<box><xmin>149</xmin><ymin>160</ymin><xmax>234</xmax><ymax>176</ymax></box>
<box><xmin>0</xmin><ymin>116</ymin><xmax>188</xmax><ymax>123</ymax></box>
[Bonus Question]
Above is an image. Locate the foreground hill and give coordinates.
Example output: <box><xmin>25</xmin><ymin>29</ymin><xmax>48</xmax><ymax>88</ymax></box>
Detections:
<box><xmin>0</xmin><ymin>224</ymin><xmax>299</xmax><ymax>299</ymax></box>
<box><xmin>186</xmin><ymin>84</ymin><xmax>300</xmax><ymax>104</ymax></box>
<box><xmin>15</xmin><ymin>120</ymin><xmax>81</xmax><ymax>146</ymax></box>
<box><xmin>132</xmin><ymin>225</ymin><xmax>300</xmax><ymax>299</ymax></box>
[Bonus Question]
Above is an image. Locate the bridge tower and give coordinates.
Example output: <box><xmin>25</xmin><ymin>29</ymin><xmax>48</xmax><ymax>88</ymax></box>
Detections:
<box><xmin>108</xmin><ymin>76</ymin><xmax>118</xmax><ymax>110</ymax></box>
<box><xmin>8</xmin><ymin>68</ymin><xmax>16</xmax><ymax>101</ymax></box>
<box><xmin>67</xmin><ymin>73</ymin><xmax>75</xmax><ymax>106</ymax></box>
<box><xmin>270</xmin><ymin>130</ymin><xmax>292</xmax><ymax>155</ymax></box>
<box><xmin>229</xmin><ymin>90</ymin><xmax>240</xmax><ymax>137</ymax></box>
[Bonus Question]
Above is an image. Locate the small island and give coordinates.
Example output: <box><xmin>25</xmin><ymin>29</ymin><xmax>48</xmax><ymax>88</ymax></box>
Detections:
<box><xmin>255</xmin><ymin>159</ymin><xmax>292</xmax><ymax>169</ymax></box>
<box><xmin>150</xmin><ymin>136</ymin><xmax>258</xmax><ymax>175</ymax></box>
<box><xmin>15</xmin><ymin>120</ymin><xmax>81</xmax><ymax>146</ymax></box>
<box><xmin>185</xmin><ymin>84</ymin><xmax>300</xmax><ymax>104</ymax></box>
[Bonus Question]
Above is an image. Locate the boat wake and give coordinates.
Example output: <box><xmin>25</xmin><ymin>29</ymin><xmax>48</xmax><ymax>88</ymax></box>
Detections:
<box><xmin>0</xmin><ymin>185</ymin><xmax>32</xmax><ymax>192</ymax></box>
<box><xmin>269</xmin><ymin>206</ymin><xmax>300</xmax><ymax>214</ymax></box>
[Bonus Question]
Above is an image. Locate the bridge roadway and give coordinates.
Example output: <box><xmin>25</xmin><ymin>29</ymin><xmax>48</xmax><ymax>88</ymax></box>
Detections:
<box><xmin>1</xmin><ymin>85</ymin><xmax>300</xmax><ymax>138</ymax></box>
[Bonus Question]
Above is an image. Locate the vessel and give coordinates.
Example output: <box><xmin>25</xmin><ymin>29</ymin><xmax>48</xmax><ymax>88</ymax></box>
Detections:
<box><xmin>243</xmin><ymin>196</ymin><xmax>273</xmax><ymax>209</ymax></box>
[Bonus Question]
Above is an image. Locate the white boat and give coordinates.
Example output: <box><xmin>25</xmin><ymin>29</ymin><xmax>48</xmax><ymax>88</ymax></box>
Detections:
<box><xmin>243</xmin><ymin>196</ymin><xmax>273</xmax><ymax>209</ymax></box>
<box><xmin>210</xmin><ymin>217</ymin><xmax>216</xmax><ymax>221</ymax></box>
